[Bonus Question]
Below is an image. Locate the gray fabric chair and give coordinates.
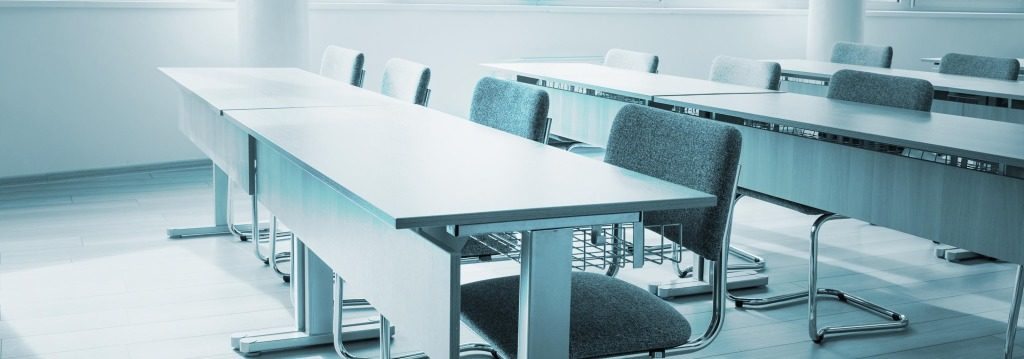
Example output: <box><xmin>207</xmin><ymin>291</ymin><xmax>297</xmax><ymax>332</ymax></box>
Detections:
<box><xmin>604</xmin><ymin>48</ymin><xmax>660</xmax><ymax>73</ymax></box>
<box><xmin>461</xmin><ymin>104</ymin><xmax>741</xmax><ymax>358</ymax></box>
<box><xmin>319</xmin><ymin>46</ymin><xmax>366</xmax><ymax>87</ymax></box>
<box><xmin>830</xmin><ymin>42</ymin><xmax>894</xmax><ymax>68</ymax></box>
<box><xmin>732</xmin><ymin>68</ymin><xmax>923</xmax><ymax>342</ymax></box>
<box><xmin>469</xmin><ymin>77</ymin><xmax>551</xmax><ymax>143</ymax></box>
<box><xmin>827</xmin><ymin>69</ymin><xmax>934</xmax><ymax>111</ymax></box>
<box><xmin>939</xmin><ymin>53</ymin><xmax>1021</xmax><ymax>81</ymax></box>
<box><xmin>381</xmin><ymin>58</ymin><xmax>431</xmax><ymax>106</ymax></box>
<box><xmin>709</xmin><ymin>55</ymin><xmax>782</xmax><ymax>91</ymax></box>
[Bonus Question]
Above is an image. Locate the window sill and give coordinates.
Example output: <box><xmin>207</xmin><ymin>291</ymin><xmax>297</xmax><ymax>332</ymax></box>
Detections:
<box><xmin>1</xmin><ymin>0</ymin><xmax>1021</xmax><ymax>19</ymax></box>
<box><xmin>310</xmin><ymin>3</ymin><xmax>808</xmax><ymax>15</ymax></box>
<box><xmin>0</xmin><ymin>0</ymin><xmax>233</xmax><ymax>9</ymax></box>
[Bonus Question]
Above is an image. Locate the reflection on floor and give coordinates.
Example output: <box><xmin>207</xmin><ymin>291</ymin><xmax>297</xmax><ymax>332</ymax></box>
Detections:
<box><xmin>0</xmin><ymin>164</ymin><xmax>1020</xmax><ymax>358</ymax></box>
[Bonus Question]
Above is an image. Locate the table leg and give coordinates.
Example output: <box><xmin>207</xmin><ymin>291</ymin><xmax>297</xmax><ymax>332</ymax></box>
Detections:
<box><xmin>648</xmin><ymin>252</ymin><xmax>768</xmax><ymax>298</ymax></box>
<box><xmin>231</xmin><ymin>239</ymin><xmax>381</xmax><ymax>355</ymax></box>
<box><xmin>518</xmin><ymin>227</ymin><xmax>572</xmax><ymax>358</ymax></box>
<box><xmin>167</xmin><ymin>165</ymin><xmax>232</xmax><ymax>238</ymax></box>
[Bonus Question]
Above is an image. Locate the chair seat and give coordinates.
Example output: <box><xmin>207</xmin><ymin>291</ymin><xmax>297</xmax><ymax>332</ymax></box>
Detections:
<box><xmin>738</xmin><ymin>188</ymin><xmax>826</xmax><ymax>216</ymax></box>
<box><xmin>461</xmin><ymin>272</ymin><xmax>691</xmax><ymax>359</ymax></box>
<box><xmin>462</xmin><ymin>238</ymin><xmax>500</xmax><ymax>258</ymax></box>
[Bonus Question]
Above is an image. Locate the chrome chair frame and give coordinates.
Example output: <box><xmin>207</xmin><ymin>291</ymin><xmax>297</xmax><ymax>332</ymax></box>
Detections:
<box><xmin>729</xmin><ymin>213</ymin><xmax>908</xmax><ymax>342</ymax></box>
<box><xmin>1006</xmin><ymin>265</ymin><xmax>1024</xmax><ymax>359</ymax></box>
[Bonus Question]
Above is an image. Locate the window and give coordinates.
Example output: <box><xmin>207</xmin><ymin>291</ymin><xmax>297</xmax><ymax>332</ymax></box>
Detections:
<box><xmin>316</xmin><ymin>0</ymin><xmax>1024</xmax><ymax>13</ymax></box>
<box><xmin>867</xmin><ymin>0</ymin><xmax>1024</xmax><ymax>12</ymax></box>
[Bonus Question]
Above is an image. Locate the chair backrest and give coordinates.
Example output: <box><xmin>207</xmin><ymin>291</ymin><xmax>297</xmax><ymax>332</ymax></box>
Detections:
<box><xmin>708</xmin><ymin>55</ymin><xmax>782</xmax><ymax>90</ymax></box>
<box><xmin>603</xmin><ymin>48</ymin><xmax>660</xmax><ymax>73</ymax></box>
<box><xmin>827</xmin><ymin>69</ymin><xmax>933</xmax><ymax>111</ymax></box>
<box><xmin>469</xmin><ymin>77</ymin><xmax>550</xmax><ymax>143</ymax></box>
<box><xmin>830</xmin><ymin>42</ymin><xmax>894</xmax><ymax>68</ymax></box>
<box><xmin>604</xmin><ymin>105</ymin><xmax>741</xmax><ymax>260</ymax></box>
<box><xmin>939</xmin><ymin>53</ymin><xmax>1021</xmax><ymax>81</ymax></box>
<box><xmin>319</xmin><ymin>46</ymin><xmax>365</xmax><ymax>87</ymax></box>
<box><xmin>381</xmin><ymin>58</ymin><xmax>431</xmax><ymax>106</ymax></box>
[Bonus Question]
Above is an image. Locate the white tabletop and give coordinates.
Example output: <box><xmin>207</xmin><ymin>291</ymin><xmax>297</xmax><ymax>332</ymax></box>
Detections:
<box><xmin>160</xmin><ymin>67</ymin><xmax>399</xmax><ymax>111</ymax></box>
<box><xmin>483</xmin><ymin>62</ymin><xmax>778</xmax><ymax>100</ymax></box>
<box><xmin>774</xmin><ymin>59</ymin><xmax>1024</xmax><ymax>100</ymax></box>
<box><xmin>921</xmin><ymin>57</ymin><xmax>1024</xmax><ymax>66</ymax></box>
<box><xmin>226</xmin><ymin>105</ymin><xmax>716</xmax><ymax>229</ymax></box>
<box><xmin>654</xmin><ymin>92</ymin><xmax>1024</xmax><ymax>168</ymax></box>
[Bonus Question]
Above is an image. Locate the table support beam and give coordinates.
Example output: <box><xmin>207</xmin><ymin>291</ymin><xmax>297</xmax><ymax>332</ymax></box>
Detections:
<box><xmin>231</xmin><ymin>239</ymin><xmax>381</xmax><ymax>355</ymax></box>
<box><xmin>167</xmin><ymin>165</ymin><xmax>232</xmax><ymax>238</ymax></box>
<box><xmin>518</xmin><ymin>227</ymin><xmax>572</xmax><ymax>358</ymax></box>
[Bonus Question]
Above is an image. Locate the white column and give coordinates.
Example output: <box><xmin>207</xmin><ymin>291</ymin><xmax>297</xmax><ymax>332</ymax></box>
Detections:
<box><xmin>238</xmin><ymin>0</ymin><xmax>310</xmax><ymax>69</ymax></box>
<box><xmin>806</xmin><ymin>0</ymin><xmax>865</xmax><ymax>61</ymax></box>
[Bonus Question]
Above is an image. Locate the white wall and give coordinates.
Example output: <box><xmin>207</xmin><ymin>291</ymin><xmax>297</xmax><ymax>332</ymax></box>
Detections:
<box><xmin>0</xmin><ymin>4</ymin><xmax>1021</xmax><ymax>180</ymax></box>
<box><xmin>0</xmin><ymin>5</ymin><xmax>237</xmax><ymax>179</ymax></box>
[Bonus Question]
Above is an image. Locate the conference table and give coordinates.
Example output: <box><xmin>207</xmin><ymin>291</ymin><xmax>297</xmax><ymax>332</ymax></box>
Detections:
<box><xmin>489</xmin><ymin>61</ymin><xmax>1024</xmax><ymax>356</ymax></box>
<box><xmin>160</xmin><ymin>67</ymin><xmax>409</xmax><ymax>351</ymax></box>
<box><xmin>483</xmin><ymin>62</ymin><xmax>777</xmax><ymax>148</ymax></box>
<box><xmin>773</xmin><ymin>59</ymin><xmax>1024</xmax><ymax>124</ymax></box>
<box><xmin>163</xmin><ymin>67</ymin><xmax>718</xmax><ymax>358</ymax></box>
<box><xmin>651</xmin><ymin>92</ymin><xmax>1024</xmax><ymax>261</ymax></box>
<box><xmin>160</xmin><ymin>67</ymin><xmax>398</xmax><ymax>239</ymax></box>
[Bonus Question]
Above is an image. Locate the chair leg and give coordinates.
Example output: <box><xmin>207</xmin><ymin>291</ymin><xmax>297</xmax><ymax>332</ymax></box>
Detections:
<box><xmin>679</xmin><ymin>193</ymin><xmax>766</xmax><ymax>278</ymax></box>
<box><xmin>269</xmin><ymin>217</ymin><xmax>292</xmax><ymax>282</ymax></box>
<box><xmin>808</xmin><ymin>213</ymin><xmax>908</xmax><ymax>343</ymax></box>
<box><xmin>332</xmin><ymin>275</ymin><xmax>371</xmax><ymax>359</ymax></box>
<box><xmin>251</xmin><ymin>192</ymin><xmax>270</xmax><ymax>264</ymax></box>
<box><xmin>225</xmin><ymin>185</ymin><xmax>255</xmax><ymax>241</ymax></box>
<box><xmin>603</xmin><ymin>224</ymin><xmax>624</xmax><ymax>277</ymax></box>
<box><xmin>1005</xmin><ymin>265</ymin><xmax>1024</xmax><ymax>359</ymax></box>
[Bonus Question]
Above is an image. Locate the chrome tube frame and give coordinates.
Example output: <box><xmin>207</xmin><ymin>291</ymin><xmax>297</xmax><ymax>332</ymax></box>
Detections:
<box><xmin>333</xmin><ymin>274</ymin><xmax>373</xmax><ymax>359</ymax></box>
<box><xmin>251</xmin><ymin>186</ymin><xmax>269</xmax><ymax>264</ymax></box>
<box><xmin>269</xmin><ymin>216</ymin><xmax>292</xmax><ymax>281</ymax></box>
<box><xmin>658</xmin><ymin>166</ymin><xmax>739</xmax><ymax>357</ymax></box>
<box><xmin>1005</xmin><ymin>265</ymin><xmax>1024</xmax><ymax>359</ymax></box>
<box><xmin>676</xmin><ymin>194</ymin><xmax>765</xmax><ymax>278</ymax></box>
<box><xmin>807</xmin><ymin>214</ymin><xmax>908</xmax><ymax>342</ymax></box>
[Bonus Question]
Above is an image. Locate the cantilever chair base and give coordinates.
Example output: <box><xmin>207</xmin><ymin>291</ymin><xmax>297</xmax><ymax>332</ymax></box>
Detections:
<box><xmin>810</xmin><ymin>288</ymin><xmax>909</xmax><ymax>343</ymax></box>
<box><xmin>729</xmin><ymin>213</ymin><xmax>909</xmax><ymax>342</ymax></box>
<box><xmin>808</xmin><ymin>214</ymin><xmax>908</xmax><ymax>342</ymax></box>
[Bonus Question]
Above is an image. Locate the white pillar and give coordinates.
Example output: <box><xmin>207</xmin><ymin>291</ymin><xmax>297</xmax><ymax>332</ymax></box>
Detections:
<box><xmin>806</xmin><ymin>0</ymin><xmax>864</xmax><ymax>61</ymax></box>
<box><xmin>238</xmin><ymin>0</ymin><xmax>310</xmax><ymax>69</ymax></box>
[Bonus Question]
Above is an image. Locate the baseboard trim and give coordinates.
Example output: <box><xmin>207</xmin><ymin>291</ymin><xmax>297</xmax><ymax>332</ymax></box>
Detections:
<box><xmin>0</xmin><ymin>159</ymin><xmax>212</xmax><ymax>187</ymax></box>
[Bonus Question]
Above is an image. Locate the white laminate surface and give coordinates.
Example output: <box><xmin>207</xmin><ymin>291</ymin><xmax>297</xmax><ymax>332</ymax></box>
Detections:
<box><xmin>159</xmin><ymin>67</ymin><xmax>399</xmax><ymax>111</ymax></box>
<box><xmin>654</xmin><ymin>92</ymin><xmax>1024</xmax><ymax>168</ymax></box>
<box><xmin>774</xmin><ymin>59</ymin><xmax>1024</xmax><ymax>100</ymax></box>
<box><xmin>922</xmin><ymin>57</ymin><xmax>1024</xmax><ymax>66</ymax></box>
<box><xmin>225</xmin><ymin>105</ymin><xmax>716</xmax><ymax>229</ymax></box>
<box><xmin>483</xmin><ymin>62</ymin><xmax>779</xmax><ymax>100</ymax></box>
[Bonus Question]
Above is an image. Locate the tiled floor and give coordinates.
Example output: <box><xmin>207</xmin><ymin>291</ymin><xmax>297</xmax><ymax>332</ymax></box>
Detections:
<box><xmin>0</xmin><ymin>165</ymin><xmax>1021</xmax><ymax>358</ymax></box>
